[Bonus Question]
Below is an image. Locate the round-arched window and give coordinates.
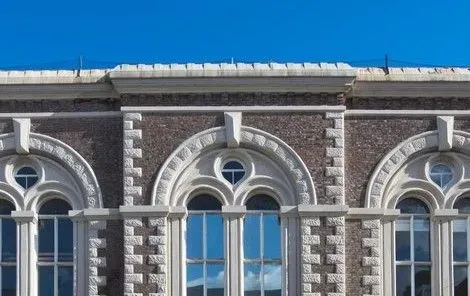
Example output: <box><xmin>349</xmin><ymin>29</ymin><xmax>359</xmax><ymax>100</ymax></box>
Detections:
<box><xmin>429</xmin><ymin>164</ymin><xmax>453</xmax><ymax>189</ymax></box>
<box><xmin>14</xmin><ymin>167</ymin><xmax>38</xmax><ymax>189</ymax></box>
<box><xmin>221</xmin><ymin>161</ymin><xmax>245</xmax><ymax>185</ymax></box>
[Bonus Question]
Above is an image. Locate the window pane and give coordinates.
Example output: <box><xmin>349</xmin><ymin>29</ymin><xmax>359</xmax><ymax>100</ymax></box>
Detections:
<box><xmin>58</xmin><ymin>266</ymin><xmax>73</xmax><ymax>296</ymax></box>
<box><xmin>187</xmin><ymin>195</ymin><xmax>221</xmax><ymax>211</ymax></box>
<box><xmin>244</xmin><ymin>263</ymin><xmax>261</xmax><ymax>296</ymax></box>
<box><xmin>187</xmin><ymin>215</ymin><xmax>203</xmax><ymax>259</ymax></box>
<box><xmin>2</xmin><ymin>266</ymin><xmax>16</xmax><ymax>296</ymax></box>
<box><xmin>58</xmin><ymin>219</ymin><xmax>73</xmax><ymax>262</ymax></box>
<box><xmin>454</xmin><ymin>266</ymin><xmax>468</xmax><ymax>295</ymax></box>
<box><xmin>414</xmin><ymin>218</ymin><xmax>430</xmax><ymax>262</ymax></box>
<box><xmin>396</xmin><ymin>198</ymin><xmax>429</xmax><ymax>214</ymax></box>
<box><xmin>396</xmin><ymin>265</ymin><xmax>411</xmax><ymax>296</ymax></box>
<box><xmin>233</xmin><ymin>172</ymin><xmax>244</xmax><ymax>184</ymax></box>
<box><xmin>454</xmin><ymin>198</ymin><xmax>470</xmax><ymax>214</ymax></box>
<box><xmin>246</xmin><ymin>195</ymin><xmax>280</xmax><ymax>211</ymax></box>
<box><xmin>38</xmin><ymin>219</ymin><xmax>54</xmax><ymax>261</ymax></box>
<box><xmin>415</xmin><ymin>266</ymin><xmax>431</xmax><ymax>296</ymax></box>
<box><xmin>244</xmin><ymin>215</ymin><xmax>260</xmax><ymax>259</ymax></box>
<box><xmin>207</xmin><ymin>264</ymin><xmax>224</xmax><ymax>296</ymax></box>
<box><xmin>39</xmin><ymin>199</ymin><xmax>71</xmax><ymax>215</ymax></box>
<box><xmin>187</xmin><ymin>264</ymin><xmax>203</xmax><ymax>296</ymax></box>
<box><xmin>453</xmin><ymin>220</ymin><xmax>467</xmax><ymax>262</ymax></box>
<box><xmin>396</xmin><ymin>219</ymin><xmax>411</xmax><ymax>261</ymax></box>
<box><xmin>2</xmin><ymin>219</ymin><xmax>16</xmax><ymax>262</ymax></box>
<box><xmin>38</xmin><ymin>266</ymin><xmax>54</xmax><ymax>296</ymax></box>
<box><xmin>206</xmin><ymin>215</ymin><xmax>223</xmax><ymax>259</ymax></box>
<box><xmin>0</xmin><ymin>200</ymin><xmax>14</xmax><ymax>215</ymax></box>
<box><xmin>264</xmin><ymin>264</ymin><xmax>281</xmax><ymax>296</ymax></box>
<box><xmin>263</xmin><ymin>215</ymin><xmax>280</xmax><ymax>259</ymax></box>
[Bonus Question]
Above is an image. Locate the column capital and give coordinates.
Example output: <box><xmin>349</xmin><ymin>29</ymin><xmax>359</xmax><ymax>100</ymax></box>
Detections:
<box><xmin>11</xmin><ymin>210</ymin><xmax>36</xmax><ymax>223</ymax></box>
<box><xmin>432</xmin><ymin>209</ymin><xmax>459</xmax><ymax>222</ymax></box>
<box><xmin>222</xmin><ymin>205</ymin><xmax>246</xmax><ymax>218</ymax></box>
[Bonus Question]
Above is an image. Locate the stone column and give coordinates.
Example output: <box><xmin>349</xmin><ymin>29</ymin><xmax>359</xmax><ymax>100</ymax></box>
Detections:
<box><xmin>222</xmin><ymin>206</ymin><xmax>246</xmax><ymax>296</ymax></box>
<box><xmin>11</xmin><ymin>211</ymin><xmax>36</xmax><ymax>296</ymax></box>
<box><xmin>434</xmin><ymin>209</ymin><xmax>458</xmax><ymax>296</ymax></box>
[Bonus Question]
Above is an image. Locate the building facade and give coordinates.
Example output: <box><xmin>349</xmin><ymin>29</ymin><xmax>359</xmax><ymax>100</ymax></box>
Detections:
<box><xmin>0</xmin><ymin>63</ymin><xmax>469</xmax><ymax>296</ymax></box>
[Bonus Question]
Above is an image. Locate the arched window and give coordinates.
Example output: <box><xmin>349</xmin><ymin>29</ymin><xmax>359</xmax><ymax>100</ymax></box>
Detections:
<box><xmin>37</xmin><ymin>199</ymin><xmax>73</xmax><ymax>296</ymax></box>
<box><xmin>186</xmin><ymin>194</ymin><xmax>225</xmax><ymax>296</ymax></box>
<box><xmin>243</xmin><ymin>194</ymin><xmax>281</xmax><ymax>296</ymax></box>
<box><xmin>395</xmin><ymin>198</ymin><xmax>432</xmax><ymax>296</ymax></box>
<box><xmin>0</xmin><ymin>200</ymin><xmax>15</xmax><ymax>296</ymax></box>
<box><xmin>453</xmin><ymin>198</ymin><xmax>470</xmax><ymax>295</ymax></box>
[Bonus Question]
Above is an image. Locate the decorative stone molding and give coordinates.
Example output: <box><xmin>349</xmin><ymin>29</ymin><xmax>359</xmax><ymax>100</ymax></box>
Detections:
<box><xmin>13</xmin><ymin>118</ymin><xmax>30</xmax><ymax>154</ymax></box>
<box><xmin>325</xmin><ymin>112</ymin><xmax>345</xmax><ymax>205</ymax></box>
<box><xmin>0</xmin><ymin>132</ymin><xmax>102</xmax><ymax>209</ymax></box>
<box><xmin>88</xmin><ymin>220</ymin><xmax>107</xmax><ymax>296</ymax></box>
<box><xmin>152</xmin><ymin>126</ymin><xmax>316</xmax><ymax>206</ymax></box>
<box><xmin>326</xmin><ymin>216</ymin><xmax>346</xmax><ymax>296</ymax></box>
<box><xmin>27</xmin><ymin>133</ymin><xmax>103</xmax><ymax>208</ymax></box>
<box><xmin>437</xmin><ymin>116</ymin><xmax>454</xmax><ymax>151</ymax></box>
<box><xmin>300</xmin><ymin>217</ymin><xmax>321</xmax><ymax>296</ymax></box>
<box><xmin>361</xmin><ymin>219</ymin><xmax>381</xmax><ymax>296</ymax></box>
<box><xmin>224</xmin><ymin>112</ymin><xmax>242</xmax><ymax>148</ymax></box>
<box><xmin>123</xmin><ymin>112</ymin><xmax>143</xmax><ymax>206</ymax></box>
<box><xmin>366</xmin><ymin>130</ymin><xmax>470</xmax><ymax>208</ymax></box>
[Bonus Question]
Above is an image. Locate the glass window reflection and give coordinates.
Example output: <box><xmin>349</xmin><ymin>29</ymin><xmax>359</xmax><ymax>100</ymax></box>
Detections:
<box><xmin>186</xmin><ymin>195</ymin><xmax>225</xmax><ymax>296</ymax></box>
<box><xmin>453</xmin><ymin>199</ymin><xmax>470</xmax><ymax>296</ymax></box>
<box><xmin>244</xmin><ymin>195</ymin><xmax>281</xmax><ymax>296</ymax></box>
<box><xmin>0</xmin><ymin>199</ymin><xmax>15</xmax><ymax>296</ymax></box>
<box><xmin>38</xmin><ymin>199</ymin><xmax>73</xmax><ymax>296</ymax></box>
<box><xmin>395</xmin><ymin>198</ymin><xmax>431</xmax><ymax>296</ymax></box>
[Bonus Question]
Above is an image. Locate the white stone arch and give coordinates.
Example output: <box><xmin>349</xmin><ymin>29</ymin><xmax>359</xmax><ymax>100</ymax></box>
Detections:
<box><xmin>0</xmin><ymin>132</ymin><xmax>102</xmax><ymax>209</ymax></box>
<box><xmin>366</xmin><ymin>130</ymin><xmax>470</xmax><ymax>208</ymax></box>
<box><xmin>152</xmin><ymin>126</ymin><xmax>316</xmax><ymax>206</ymax></box>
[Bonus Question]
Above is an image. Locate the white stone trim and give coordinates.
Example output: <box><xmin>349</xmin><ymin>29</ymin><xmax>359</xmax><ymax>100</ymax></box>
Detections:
<box><xmin>365</xmin><ymin>130</ymin><xmax>470</xmax><ymax>208</ymax></box>
<box><xmin>121</xmin><ymin>105</ymin><xmax>346</xmax><ymax>113</ymax></box>
<box><xmin>345</xmin><ymin>109</ymin><xmax>470</xmax><ymax>117</ymax></box>
<box><xmin>152</xmin><ymin>126</ymin><xmax>316</xmax><ymax>206</ymax></box>
<box><xmin>0</xmin><ymin>111</ymin><xmax>121</xmax><ymax>119</ymax></box>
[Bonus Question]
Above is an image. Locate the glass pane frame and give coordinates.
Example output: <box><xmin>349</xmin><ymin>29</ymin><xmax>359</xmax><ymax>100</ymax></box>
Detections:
<box><xmin>186</xmin><ymin>210</ymin><xmax>226</xmax><ymax>296</ymax></box>
<box><xmin>37</xmin><ymin>212</ymin><xmax>74</xmax><ymax>296</ymax></box>
<box><xmin>0</xmin><ymin>214</ymin><xmax>16</xmax><ymax>295</ymax></box>
<box><xmin>243</xmin><ymin>210</ymin><xmax>282</xmax><ymax>296</ymax></box>
<box><xmin>452</xmin><ymin>216</ymin><xmax>470</xmax><ymax>296</ymax></box>
<box><xmin>395</xmin><ymin>212</ymin><xmax>432</xmax><ymax>296</ymax></box>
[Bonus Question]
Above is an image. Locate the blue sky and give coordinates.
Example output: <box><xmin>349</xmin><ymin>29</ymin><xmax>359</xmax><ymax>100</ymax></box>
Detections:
<box><xmin>1</xmin><ymin>0</ymin><xmax>469</xmax><ymax>69</ymax></box>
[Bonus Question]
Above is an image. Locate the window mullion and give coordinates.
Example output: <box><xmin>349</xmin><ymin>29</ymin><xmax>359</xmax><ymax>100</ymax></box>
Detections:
<box><xmin>54</xmin><ymin>217</ymin><xmax>59</xmax><ymax>296</ymax></box>
<box><xmin>203</xmin><ymin>213</ymin><xmax>207</xmax><ymax>296</ymax></box>
<box><xmin>0</xmin><ymin>217</ymin><xmax>2</xmax><ymax>294</ymax></box>
<box><xmin>467</xmin><ymin>217</ymin><xmax>470</xmax><ymax>296</ymax></box>
<box><xmin>260</xmin><ymin>213</ymin><xmax>264</xmax><ymax>296</ymax></box>
<box><xmin>410</xmin><ymin>216</ymin><xmax>415</xmax><ymax>296</ymax></box>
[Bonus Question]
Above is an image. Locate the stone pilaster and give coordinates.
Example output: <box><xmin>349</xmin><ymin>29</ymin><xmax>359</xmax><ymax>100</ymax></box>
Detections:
<box><xmin>123</xmin><ymin>112</ymin><xmax>143</xmax><ymax>206</ymax></box>
<box><xmin>89</xmin><ymin>220</ymin><xmax>107</xmax><ymax>296</ymax></box>
<box><xmin>124</xmin><ymin>218</ymin><xmax>144</xmax><ymax>296</ymax></box>
<box><xmin>301</xmin><ymin>217</ymin><xmax>321</xmax><ymax>296</ymax></box>
<box><xmin>326</xmin><ymin>216</ymin><xmax>346</xmax><ymax>296</ymax></box>
<box><xmin>148</xmin><ymin>217</ymin><xmax>167</xmax><ymax>296</ymax></box>
<box><xmin>325</xmin><ymin>112</ymin><xmax>345</xmax><ymax>205</ymax></box>
<box><xmin>361</xmin><ymin>219</ymin><xmax>381</xmax><ymax>296</ymax></box>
